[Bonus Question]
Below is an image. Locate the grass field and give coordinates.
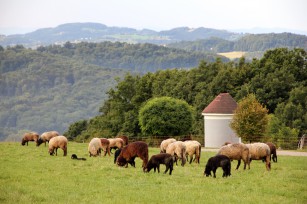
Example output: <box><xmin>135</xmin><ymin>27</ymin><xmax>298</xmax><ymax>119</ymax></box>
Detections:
<box><xmin>0</xmin><ymin>142</ymin><xmax>306</xmax><ymax>204</ymax></box>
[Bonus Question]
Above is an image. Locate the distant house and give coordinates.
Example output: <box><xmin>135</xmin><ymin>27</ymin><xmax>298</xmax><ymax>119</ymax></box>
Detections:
<box><xmin>202</xmin><ymin>93</ymin><xmax>240</xmax><ymax>148</ymax></box>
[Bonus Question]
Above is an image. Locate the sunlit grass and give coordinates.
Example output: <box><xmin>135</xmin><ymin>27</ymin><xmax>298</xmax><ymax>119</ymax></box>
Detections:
<box><xmin>0</xmin><ymin>142</ymin><xmax>306</xmax><ymax>203</ymax></box>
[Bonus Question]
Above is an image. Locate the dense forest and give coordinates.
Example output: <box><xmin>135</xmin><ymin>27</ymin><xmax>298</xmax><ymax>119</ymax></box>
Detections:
<box><xmin>168</xmin><ymin>33</ymin><xmax>307</xmax><ymax>53</ymax></box>
<box><xmin>65</xmin><ymin>48</ymin><xmax>306</xmax><ymax>142</ymax></box>
<box><xmin>0</xmin><ymin>42</ymin><xmax>224</xmax><ymax>141</ymax></box>
<box><xmin>35</xmin><ymin>41</ymin><xmax>227</xmax><ymax>72</ymax></box>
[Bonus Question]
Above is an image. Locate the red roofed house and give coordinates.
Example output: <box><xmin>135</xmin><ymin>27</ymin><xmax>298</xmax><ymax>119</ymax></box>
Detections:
<box><xmin>202</xmin><ymin>93</ymin><xmax>241</xmax><ymax>148</ymax></box>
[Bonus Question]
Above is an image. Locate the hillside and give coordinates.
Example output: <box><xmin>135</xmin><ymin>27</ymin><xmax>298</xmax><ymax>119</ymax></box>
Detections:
<box><xmin>0</xmin><ymin>22</ymin><xmax>242</xmax><ymax>47</ymax></box>
<box><xmin>36</xmin><ymin>41</ymin><xmax>227</xmax><ymax>72</ymax></box>
<box><xmin>168</xmin><ymin>33</ymin><xmax>307</xmax><ymax>56</ymax></box>
<box><xmin>0</xmin><ymin>42</ymin><xmax>224</xmax><ymax>141</ymax></box>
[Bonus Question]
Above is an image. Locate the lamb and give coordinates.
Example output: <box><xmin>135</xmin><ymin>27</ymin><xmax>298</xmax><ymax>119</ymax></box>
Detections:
<box><xmin>166</xmin><ymin>141</ymin><xmax>187</xmax><ymax>166</ymax></box>
<box><xmin>100</xmin><ymin>138</ymin><xmax>111</xmax><ymax>156</ymax></box>
<box><xmin>108</xmin><ymin>138</ymin><xmax>124</xmax><ymax>154</ymax></box>
<box><xmin>184</xmin><ymin>140</ymin><xmax>201</xmax><ymax>164</ymax></box>
<box><xmin>266</xmin><ymin>142</ymin><xmax>277</xmax><ymax>162</ymax></box>
<box><xmin>145</xmin><ymin>153</ymin><xmax>174</xmax><ymax>175</ymax></box>
<box><xmin>116</xmin><ymin>141</ymin><xmax>148</xmax><ymax>171</ymax></box>
<box><xmin>71</xmin><ymin>154</ymin><xmax>86</xmax><ymax>160</ymax></box>
<box><xmin>217</xmin><ymin>143</ymin><xmax>250</xmax><ymax>170</ymax></box>
<box><xmin>21</xmin><ymin>132</ymin><xmax>39</xmax><ymax>146</ymax></box>
<box><xmin>160</xmin><ymin>138</ymin><xmax>176</xmax><ymax>153</ymax></box>
<box><xmin>48</xmin><ymin>136</ymin><xmax>68</xmax><ymax>156</ymax></box>
<box><xmin>88</xmin><ymin>138</ymin><xmax>102</xmax><ymax>157</ymax></box>
<box><xmin>204</xmin><ymin>155</ymin><xmax>231</xmax><ymax>178</ymax></box>
<box><xmin>246</xmin><ymin>142</ymin><xmax>271</xmax><ymax>171</ymax></box>
<box><xmin>36</xmin><ymin>131</ymin><xmax>59</xmax><ymax>147</ymax></box>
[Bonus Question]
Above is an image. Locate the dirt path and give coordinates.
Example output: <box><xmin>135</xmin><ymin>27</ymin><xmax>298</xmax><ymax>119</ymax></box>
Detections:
<box><xmin>201</xmin><ymin>148</ymin><xmax>307</xmax><ymax>157</ymax></box>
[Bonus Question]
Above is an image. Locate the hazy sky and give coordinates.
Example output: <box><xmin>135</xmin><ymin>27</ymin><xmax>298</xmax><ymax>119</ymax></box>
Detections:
<box><xmin>0</xmin><ymin>0</ymin><xmax>306</xmax><ymax>35</ymax></box>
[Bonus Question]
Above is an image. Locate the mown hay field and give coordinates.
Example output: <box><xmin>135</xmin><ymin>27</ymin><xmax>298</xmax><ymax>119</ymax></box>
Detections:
<box><xmin>0</xmin><ymin>142</ymin><xmax>306</xmax><ymax>204</ymax></box>
<box><xmin>218</xmin><ymin>51</ymin><xmax>246</xmax><ymax>59</ymax></box>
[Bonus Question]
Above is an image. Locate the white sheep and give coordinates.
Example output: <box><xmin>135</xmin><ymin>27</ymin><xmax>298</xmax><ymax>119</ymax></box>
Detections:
<box><xmin>48</xmin><ymin>136</ymin><xmax>68</xmax><ymax>156</ymax></box>
<box><xmin>166</xmin><ymin>141</ymin><xmax>186</xmax><ymax>166</ymax></box>
<box><xmin>160</xmin><ymin>138</ymin><xmax>176</xmax><ymax>153</ymax></box>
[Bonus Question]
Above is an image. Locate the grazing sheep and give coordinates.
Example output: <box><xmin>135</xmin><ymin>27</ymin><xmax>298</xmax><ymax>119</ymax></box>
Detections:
<box><xmin>116</xmin><ymin>135</ymin><xmax>129</xmax><ymax>146</ymax></box>
<box><xmin>48</xmin><ymin>136</ymin><xmax>68</xmax><ymax>156</ymax></box>
<box><xmin>116</xmin><ymin>141</ymin><xmax>148</xmax><ymax>171</ymax></box>
<box><xmin>246</xmin><ymin>142</ymin><xmax>271</xmax><ymax>171</ymax></box>
<box><xmin>21</xmin><ymin>132</ymin><xmax>39</xmax><ymax>146</ymax></box>
<box><xmin>108</xmin><ymin>138</ymin><xmax>124</xmax><ymax>154</ymax></box>
<box><xmin>217</xmin><ymin>143</ymin><xmax>250</xmax><ymax>170</ymax></box>
<box><xmin>166</xmin><ymin>141</ymin><xmax>187</xmax><ymax>166</ymax></box>
<box><xmin>71</xmin><ymin>154</ymin><xmax>86</xmax><ymax>160</ymax></box>
<box><xmin>160</xmin><ymin>138</ymin><xmax>176</xmax><ymax>153</ymax></box>
<box><xmin>88</xmin><ymin>138</ymin><xmax>102</xmax><ymax>157</ymax></box>
<box><xmin>266</xmin><ymin>142</ymin><xmax>277</xmax><ymax>162</ymax></box>
<box><xmin>100</xmin><ymin>138</ymin><xmax>111</xmax><ymax>156</ymax></box>
<box><xmin>204</xmin><ymin>155</ymin><xmax>231</xmax><ymax>178</ymax></box>
<box><xmin>184</xmin><ymin>140</ymin><xmax>201</xmax><ymax>164</ymax></box>
<box><xmin>114</xmin><ymin>148</ymin><xmax>135</xmax><ymax>167</ymax></box>
<box><xmin>145</xmin><ymin>153</ymin><xmax>174</xmax><ymax>175</ymax></box>
<box><xmin>37</xmin><ymin>131</ymin><xmax>59</xmax><ymax>147</ymax></box>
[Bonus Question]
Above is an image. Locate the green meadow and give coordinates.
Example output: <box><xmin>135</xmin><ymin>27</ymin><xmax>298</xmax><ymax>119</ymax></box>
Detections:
<box><xmin>0</xmin><ymin>142</ymin><xmax>306</xmax><ymax>204</ymax></box>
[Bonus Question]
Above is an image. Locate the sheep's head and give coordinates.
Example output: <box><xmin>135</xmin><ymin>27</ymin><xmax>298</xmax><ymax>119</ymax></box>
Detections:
<box><xmin>21</xmin><ymin>140</ymin><xmax>26</xmax><ymax>146</ymax></box>
<box><xmin>116</xmin><ymin>156</ymin><xmax>127</xmax><ymax>166</ymax></box>
<box><xmin>49</xmin><ymin>149</ymin><xmax>55</xmax><ymax>156</ymax></box>
<box><xmin>204</xmin><ymin>165</ymin><xmax>212</xmax><ymax>177</ymax></box>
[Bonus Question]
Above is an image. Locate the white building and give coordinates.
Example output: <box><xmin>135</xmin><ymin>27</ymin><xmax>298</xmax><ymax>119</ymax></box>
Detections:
<box><xmin>202</xmin><ymin>93</ymin><xmax>241</xmax><ymax>148</ymax></box>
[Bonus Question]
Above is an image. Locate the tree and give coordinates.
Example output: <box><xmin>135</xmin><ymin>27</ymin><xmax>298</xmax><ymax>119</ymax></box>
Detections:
<box><xmin>63</xmin><ymin>120</ymin><xmax>88</xmax><ymax>141</ymax></box>
<box><xmin>138</xmin><ymin>97</ymin><xmax>194</xmax><ymax>136</ymax></box>
<box><xmin>230</xmin><ymin>94</ymin><xmax>269</xmax><ymax>143</ymax></box>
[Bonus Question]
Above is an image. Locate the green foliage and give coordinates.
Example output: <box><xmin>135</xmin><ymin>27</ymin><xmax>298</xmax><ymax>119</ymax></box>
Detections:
<box><xmin>138</xmin><ymin>97</ymin><xmax>194</xmax><ymax>136</ymax></box>
<box><xmin>230</xmin><ymin>94</ymin><xmax>269</xmax><ymax>143</ymax></box>
<box><xmin>267</xmin><ymin>115</ymin><xmax>299</xmax><ymax>149</ymax></box>
<box><xmin>63</xmin><ymin>120</ymin><xmax>88</xmax><ymax>141</ymax></box>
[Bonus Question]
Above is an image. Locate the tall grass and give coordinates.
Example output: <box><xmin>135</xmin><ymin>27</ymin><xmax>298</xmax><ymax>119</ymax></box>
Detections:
<box><xmin>0</xmin><ymin>142</ymin><xmax>306</xmax><ymax>204</ymax></box>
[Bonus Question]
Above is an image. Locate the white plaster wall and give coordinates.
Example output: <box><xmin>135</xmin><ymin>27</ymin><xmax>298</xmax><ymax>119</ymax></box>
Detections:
<box><xmin>203</xmin><ymin>114</ymin><xmax>240</xmax><ymax>148</ymax></box>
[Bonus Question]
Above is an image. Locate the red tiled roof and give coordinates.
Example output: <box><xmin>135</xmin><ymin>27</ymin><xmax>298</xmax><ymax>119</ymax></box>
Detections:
<box><xmin>202</xmin><ymin>93</ymin><xmax>237</xmax><ymax>114</ymax></box>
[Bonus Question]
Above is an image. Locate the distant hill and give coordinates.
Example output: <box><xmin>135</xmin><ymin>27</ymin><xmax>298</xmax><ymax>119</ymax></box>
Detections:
<box><xmin>0</xmin><ymin>22</ymin><xmax>242</xmax><ymax>47</ymax></box>
<box><xmin>168</xmin><ymin>33</ymin><xmax>307</xmax><ymax>52</ymax></box>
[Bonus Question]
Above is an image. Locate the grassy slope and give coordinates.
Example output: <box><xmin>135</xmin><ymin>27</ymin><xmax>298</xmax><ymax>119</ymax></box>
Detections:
<box><xmin>0</xmin><ymin>142</ymin><xmax>306</xmax><ymax>204</ymax></box>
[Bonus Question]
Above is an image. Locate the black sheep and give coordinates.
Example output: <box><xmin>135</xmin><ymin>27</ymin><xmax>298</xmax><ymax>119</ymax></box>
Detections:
<box><xmin>204</xmin><ymin>155</ymin><xmax>231</xmax><ymax>178</ymax></box>
<box><xmin>71</xmin><ymin>154</ymin><xmax>86</xmax><ymax>161</ymax></box>
<box><xmin>145</xmin><ymin>153</ymin><xmax>174</xmax><ymax>175</ymax></box>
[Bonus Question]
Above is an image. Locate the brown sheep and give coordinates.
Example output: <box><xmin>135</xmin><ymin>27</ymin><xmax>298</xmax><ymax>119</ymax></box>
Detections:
<box><xmin>37</xmin><ymin>131</ymin><xmax>60</xmax><ymax>147</ymax></box>
<box><xmin>217</xmin><ymin>143</ymin><xmax>250</xmax><ymax>170</ymax></box>
<box><xmin>184</xmin><ymin>140</ymin><xmax>201</xmax><ymax>164</ymax></box>
<box><xmin>100</xmin><ymin>138</ymin><xmax>111</xmax><ymax>156</ymax></box>
<box><xmin>160</xmin><ymin>138</ymin><xmax>176</xmax><ymax>153</ymax></box>
<box><xmin>88</xmin><ymin>138</ymin><xmax>102</xmax><ymax>157</ymax></box>
<box><xmin>116</xmin><ymin>141</ymin><xmax>148</xmax><ymax>171</ymax></box>
<box><xmin>48</xmin><ymin>136</ymin><xmax>68</xmax><ymax>156</ymax></box>
<box><xmin>266</xmin><ymin>142</ymin><xmax>277</xmax><ymax>162</ymax></box>
<box><xmin>246</xmin><ymin>143</ymin><xmax>271</xmax><ymax>171</ymax></box>
<box><xmin>108</xmin><ymin>138</ymin><xmax>124</xmax><ymax>153</ymax></box>
<box><xmin>166</xmin><ymin>141</ymin><xmax>187</xmax><ymax>166</ymax></box>
<box><xmin>116</xmin><ymin>135</ymin><xmax>129</xmax><ymax>146</ymax></box>
<box><xmin>21</xmin><ymin>132</ymin><xmax>39</xmax><ymax>146</ymax></box>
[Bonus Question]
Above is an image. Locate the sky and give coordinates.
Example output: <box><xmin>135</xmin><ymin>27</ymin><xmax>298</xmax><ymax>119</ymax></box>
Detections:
<box><xmin>0</xmin><ymin>0</ymin><xmax>307</xmax><ymax>35</ymax></box>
